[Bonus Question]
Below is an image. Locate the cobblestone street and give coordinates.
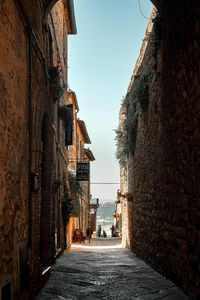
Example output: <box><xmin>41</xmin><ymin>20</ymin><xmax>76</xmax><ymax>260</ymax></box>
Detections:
<box><xmin>36</xmin><ymin>238</ymin><xmax>189</xmax><ymax>300</ymax></box>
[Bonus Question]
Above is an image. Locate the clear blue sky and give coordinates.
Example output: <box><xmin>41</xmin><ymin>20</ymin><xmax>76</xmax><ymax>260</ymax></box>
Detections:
<box><xmin>68</xmin><ymin>0</ymin><xmax>152</xmax><ymax>202</ymax></box>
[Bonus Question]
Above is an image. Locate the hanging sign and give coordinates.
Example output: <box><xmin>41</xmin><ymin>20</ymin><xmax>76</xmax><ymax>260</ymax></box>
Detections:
<box><xmin>76</xmin><ymin>163</ymin><xmax>89</xmax><ymax>181</ymax></box>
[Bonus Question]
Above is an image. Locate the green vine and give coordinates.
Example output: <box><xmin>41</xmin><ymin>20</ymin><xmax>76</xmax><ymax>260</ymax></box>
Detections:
<box><xmin>145</xmin><ymin>12</ymin><xmax>162</xmax><ymax>60</ymax></box>
<box><xmin>115</xmin><ymin>70</ymin><xmax>149</xmax><ymax>168</ymax></box>
<box><xmin>68</xmin><ymin>170</ymin><xmax>82</xmax><ymax>217</ymax></box>
<box><xmin>49</xmin><ymin>65</ymin><xmax>66</xmax><ymax>102</ymax></box>
<box><xmin>133</xmin><ymin>71</ymin><xmax>150</xmax><ymax>113</ymax></box>
<box><xmin>151</xmin><ymin>12</ymin><xmax>162</xmax><ymax>57</ymax></box>
<box><xmin>62</xmin><ymin>173</ymin><xmax>73</xmax><ymax>225</ymax></box>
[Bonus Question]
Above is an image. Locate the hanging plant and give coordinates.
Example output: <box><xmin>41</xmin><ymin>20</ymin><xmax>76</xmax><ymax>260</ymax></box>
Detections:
<box><xmin>49</xmin><ymin>62</ymin><xmax>66</xmax><ymax>102</ymax></box>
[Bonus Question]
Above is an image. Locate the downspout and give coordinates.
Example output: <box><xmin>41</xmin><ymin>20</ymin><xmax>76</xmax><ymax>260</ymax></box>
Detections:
<box><xmin>28</xmin><ymin>31</ymin><xmax>32</xmax><ymax>248</ymax></box>
<box><xmin>67</xmin><ymin>0</ymin><xmax>77</xmax><ymax>34</ymax></box>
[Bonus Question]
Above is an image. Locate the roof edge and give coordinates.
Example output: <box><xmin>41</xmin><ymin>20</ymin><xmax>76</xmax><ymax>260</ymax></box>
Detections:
<box><xmin>68</xmin><ymin>90</ymin><xmax>79</xmax><ymax>112</ymax></box>
<box><xmin>67</xmin><ymin>0</ymin><xmax>77</xmax><ymax>34</ymax></box>
<box><xmin>77</xmin><ymin>119</ymin><xmax>91</xmax><ymax>144</ymax></box>
<box><xmin>84</xmin><ymin>148</ymin><xmax>95</xmax><ymax>161</ymax></box>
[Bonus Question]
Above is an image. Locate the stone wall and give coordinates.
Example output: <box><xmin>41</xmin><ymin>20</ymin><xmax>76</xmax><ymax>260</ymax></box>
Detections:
<box><xmin>124</xmin><ymin>2</ymin><xmax>200</xmax><ymax>298</ymax></box>
<box><xmin>0</xmin><ymin>0</ymin><xmax>30</xmax><ymax>298</ymax></box>
<box><xmin>0</xmin><ymin>0</ymin><xmax>75</xmax><ymax>298</ymax></box>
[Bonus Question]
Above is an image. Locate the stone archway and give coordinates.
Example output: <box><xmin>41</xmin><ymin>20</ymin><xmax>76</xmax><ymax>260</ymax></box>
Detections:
<box><xmin>40</xmin><ymin>114</ymin><xmax>52</xmax><ymax>268</ymax></box>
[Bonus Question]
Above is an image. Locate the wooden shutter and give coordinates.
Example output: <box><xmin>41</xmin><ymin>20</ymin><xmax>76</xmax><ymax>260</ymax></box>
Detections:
<box><xmin>65</xmin><ymin>104</ymin><xmax>73</xmax><ymax>146</ymax></box>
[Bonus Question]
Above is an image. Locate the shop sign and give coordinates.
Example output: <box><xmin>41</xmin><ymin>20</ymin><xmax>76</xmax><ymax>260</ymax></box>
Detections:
<box><xmin>76</xmin><ymin>163</ymin><xmax>89</xmax><ymax>181</ymax></box>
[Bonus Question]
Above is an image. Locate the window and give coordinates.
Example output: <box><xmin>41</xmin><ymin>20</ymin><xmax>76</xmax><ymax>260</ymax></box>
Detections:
<box><xmin>65</xmin><ymin>104</ymin><xmax>73</xmax><ymax>146</ymax></box>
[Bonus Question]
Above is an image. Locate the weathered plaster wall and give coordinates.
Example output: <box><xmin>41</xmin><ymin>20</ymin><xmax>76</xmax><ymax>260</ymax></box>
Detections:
<box><xmin>126</xmin><ymin>2</ymin><xmax>200</xmax><ymax>298</ymax></box>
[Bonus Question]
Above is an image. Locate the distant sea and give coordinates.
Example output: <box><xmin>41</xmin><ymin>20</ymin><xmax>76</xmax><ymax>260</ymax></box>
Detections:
<box><xmin>99</xmin><ymin>199</ymin><xmax>116</xmax><ymax>204</ymax></box>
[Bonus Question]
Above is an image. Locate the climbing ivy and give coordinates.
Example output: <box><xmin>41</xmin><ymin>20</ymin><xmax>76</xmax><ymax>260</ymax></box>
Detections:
<box><xmin>62</xmin><ymin>172</ymin><xmax>73</xmax><ymax>225</ymax></box>
<box><xmin>151</xmin><ymin>12</ymin><xmax>162</xmax><ymax>55</ymax></box>
<box><xmin>133</xmin><ymin>71</ymin><xmax>150</xmax><ymax>113</ymax></box>
<box><xmin>146</xmin><ymin>12</ymin><xmax>162</xmax><ymax>60</ymax></box>
<box><xmin>115</xmin><ymin>70</ymin><xmax>150</xmax><ymax>168</ymax></box>
<box><xmin>49</xmin><ymin>65</ymin><xmax>66</xmax><ymax>102</ymax></box>
<box><xmin>68</xmin><ymin>170</ymin><xmax>82</xmax><ymax>217</ymax></box>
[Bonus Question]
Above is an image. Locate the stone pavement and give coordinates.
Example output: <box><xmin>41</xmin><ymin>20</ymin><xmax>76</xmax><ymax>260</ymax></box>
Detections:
<box><xmin>36</xmin><ymin>238</ymin><xmax>189</xmax><ymax>300</ymax></box>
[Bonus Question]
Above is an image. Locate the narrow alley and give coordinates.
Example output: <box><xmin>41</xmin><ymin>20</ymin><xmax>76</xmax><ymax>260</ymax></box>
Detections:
<box><xmin>36</xmin><ymin>238</ymin><xmax>188</xmax><ymax>300</ymax></box>
<box><xmin>1</xmin><ymin>0</ymin><xmax>200</xmax><ymax>299</ymax></box>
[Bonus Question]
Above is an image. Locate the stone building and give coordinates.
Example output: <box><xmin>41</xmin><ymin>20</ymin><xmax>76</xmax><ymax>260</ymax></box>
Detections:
<box><xmin>117</xmin><ymin>8</ymin><xmax>154</xmax><ymax>248</ymax></box>
<box><xmin>67</xmin><ymin>92</ymin><xmax>95</xmax><ymax>244</ymax></box>
<box><xmin>117</xmin><ymin>2</ymin><xmax>200</xmax><ymax>298</ymax></box>
<box><xmin>0</xmin><ymin>0</ymin><xmax>76</xmax><ymax>298</ymax></box>
<box><xmin>69</xmin><ymin>118</ymin><xmax>95</xmax><ymax>239</ymax></box>
<box><xmin>82</xmin><ymin>148</ymin><xmax>95</xmax><ymax>236</ymax></box>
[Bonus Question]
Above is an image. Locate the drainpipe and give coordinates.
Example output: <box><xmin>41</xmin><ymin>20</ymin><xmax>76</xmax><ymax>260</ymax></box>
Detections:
<box><xmin>28</xmin><ymin>31</ymin><xmax>32</xmax><ymax>248</ymax></box>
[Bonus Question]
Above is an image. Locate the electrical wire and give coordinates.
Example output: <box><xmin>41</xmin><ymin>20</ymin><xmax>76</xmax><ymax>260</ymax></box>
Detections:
<box><xmin>138</xmin><ymin>0</ymin><xmax>150</xmax><ymax>19</ymax></box>
<box><xmin>90</xmin><ymin>183</ymin><xmax>120</xmax><ymax>185</ymax></box>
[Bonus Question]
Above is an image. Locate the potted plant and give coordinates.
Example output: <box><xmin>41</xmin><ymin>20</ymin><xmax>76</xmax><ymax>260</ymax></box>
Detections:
<box><xmin>49</xmin><ymin>61</ymin><xmax>65</xmax><ymax>102</ymax></box>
